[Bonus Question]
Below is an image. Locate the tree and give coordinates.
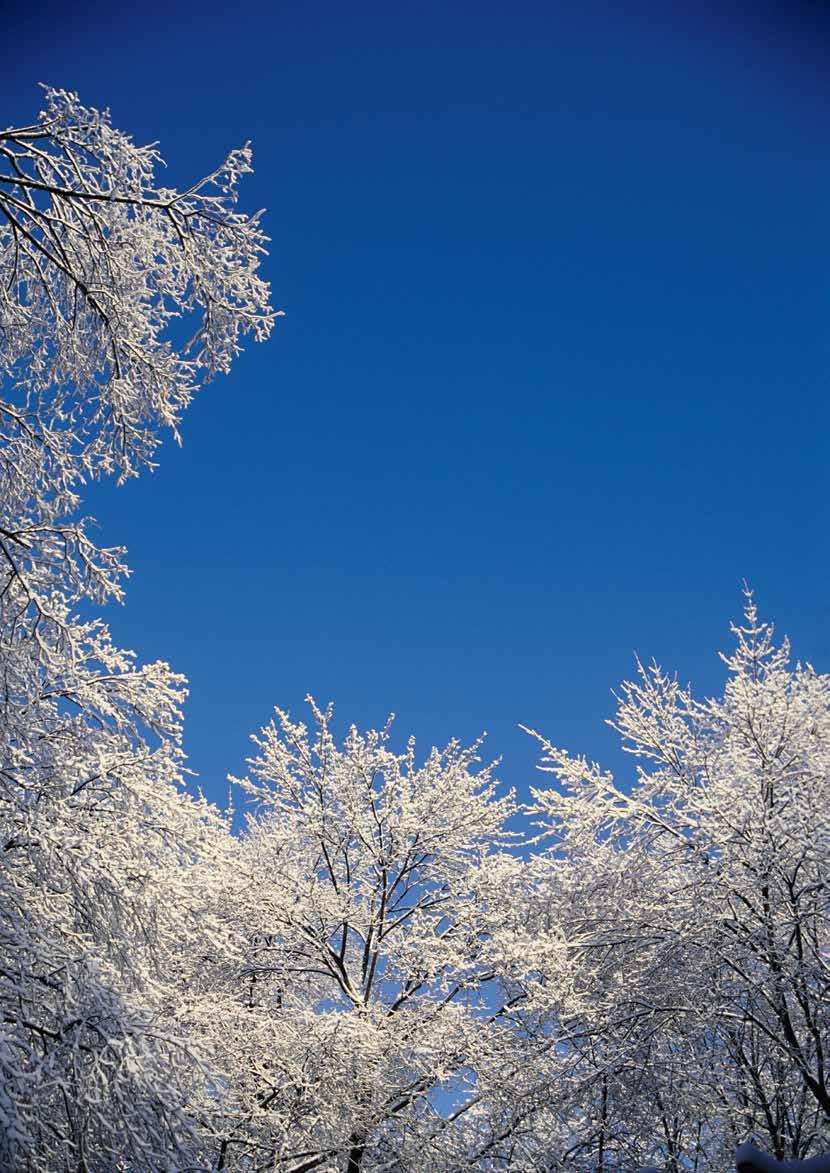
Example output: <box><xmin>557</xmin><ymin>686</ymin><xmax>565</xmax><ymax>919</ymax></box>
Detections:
<box><xmin>185</xmin><ymin>699</ymin><xmax>533</xmax><ymax>1171</ymax></box>
<box><xmin>4</xmin><ymin>89</ymin><xmax>828</xmax><ymax>1172</ymax></box>
<box><xmin>527</xmin><ymin>595</ymin><xmax>830</xmax><ymax>1167</ymax></box>
<box><xmin>0</xmin><ymin>87</ymin><xmax>274</xmax><ymax>1169</ymax></box>
<box><xmin>179</xmin><ymin>600</ymin><xmax>830</xmax><ymax>1171</ymax></box>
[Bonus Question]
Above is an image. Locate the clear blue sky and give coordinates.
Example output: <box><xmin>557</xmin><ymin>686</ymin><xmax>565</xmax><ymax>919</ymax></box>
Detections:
<box><xmin>5</xmin><ymin>1</ymin><xmax>829</xmax><ymax>806</ymax></box>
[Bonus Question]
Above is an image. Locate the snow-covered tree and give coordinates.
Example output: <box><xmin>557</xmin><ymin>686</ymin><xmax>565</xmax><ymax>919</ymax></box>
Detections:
<box><xmin>180</xmin><ymin>600</ymin><xmax>830</xmax><ymax>1171</ymax></box>
<box><xmin>0</xmin><ymin>87</ymin><xmax>274</xmax><ymax>1169</ymax></box>
<box><xmin>186</xmin><ymin>699</ymin><xmax>539</xmax><ymax>1171</ymax></box>
<box><xmin>4</xmin><ymin>86</ymin><xmax>828</xmax><ymax>1173</ymax></box>
<box><xmin>527</xmin><ymin>594</ymin><xmax>830</xmax><ymax>1167</ymax></box>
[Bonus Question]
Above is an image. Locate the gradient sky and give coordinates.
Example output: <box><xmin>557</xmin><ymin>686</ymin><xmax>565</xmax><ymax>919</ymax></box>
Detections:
<box><xmin>4</xmin><ymin>0</ymin><xmax>829</xmax><ymax>807</ymax></box>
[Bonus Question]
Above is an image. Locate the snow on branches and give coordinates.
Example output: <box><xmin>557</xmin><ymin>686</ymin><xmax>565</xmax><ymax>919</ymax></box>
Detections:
<box><xmin>2</xmin><ymin>85</ymin><xmax>829</xmax><ymax>1173</ymax></box>
<box><xmin>187</xmin><ymin>700</ymin><xmax>527</xmax><ymax>1170</ymax></box>
<box><xmin>0</xmin><ymin>86</ymin><xmax>277</xmax><ymax>484</ymax></box>
<box><xmin>0</xmin><ymin>88</ymin><xmax>273</xmax><ymax>1169</ymax></box>
<box><xmin>527</xmin><ymin>593</ymin><xmax>830</xmax><ymax>1167</ymax></box>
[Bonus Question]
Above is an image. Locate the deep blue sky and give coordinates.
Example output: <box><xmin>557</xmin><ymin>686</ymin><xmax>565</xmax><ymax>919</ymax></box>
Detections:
<box><xmin>4</xmin><ymin>1</ymin><xmax>829</xmax><ymax>806</ymax></box>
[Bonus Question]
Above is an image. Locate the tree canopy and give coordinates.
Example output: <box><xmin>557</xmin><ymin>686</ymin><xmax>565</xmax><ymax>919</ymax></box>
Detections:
<box><xmin>1</xmin><ymin>87</ymin><xmax>828</xmax><ymax>1173</ymax></box>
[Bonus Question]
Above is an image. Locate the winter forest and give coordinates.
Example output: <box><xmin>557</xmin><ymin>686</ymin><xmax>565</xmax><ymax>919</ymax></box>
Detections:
<box><xmin>1</xmin><ymin>71</ymin><xmax>829</xmax><ymax>1173</ymax></box>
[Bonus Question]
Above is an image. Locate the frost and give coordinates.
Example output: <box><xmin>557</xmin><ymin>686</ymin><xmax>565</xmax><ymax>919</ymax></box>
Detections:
<box><xmin>0</xmin><ymin>87</ymin><xmax>273</xmax><ymax>1169</ymax></box>
<box><xmin>2</xmin><ymin>84</ymin><xmax>829</xmax><ymax>1173</ymax></box>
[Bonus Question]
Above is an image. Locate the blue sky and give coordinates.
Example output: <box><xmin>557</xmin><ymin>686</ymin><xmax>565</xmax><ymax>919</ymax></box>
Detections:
<box><xmin>5</xmin><ymin>1</ymin><xmax>829</xmax><ymax>805</ymax></box>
